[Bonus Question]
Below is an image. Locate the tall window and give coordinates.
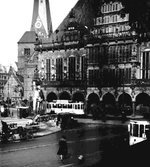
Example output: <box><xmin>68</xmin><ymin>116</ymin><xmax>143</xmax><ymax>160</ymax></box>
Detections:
<box><xmin>76</xmin><ymin>57</ymin><xmax>80</xmax><ymax>80</ymax></box>
<box><xmin>126</xmin><ymin>44</ymin><xmax>131</xmax><ymax>61</ymax></box>
<box><xmin>142</xmin><ymin>52</ymin><xmax>150</xmax><ymax>79</ymax></box>
<box><xmin>81</xmin><ymin>56</ymin><xmax>86</xmax><ymax>80</ymax></box>
<box><xmin>46</xmin><ymin>59</ymin><xmax>51</xmax><ymax>81</ymax></box>
<box><xmin>56</xmin><ymin>58</ymin><xmax>63</xmax><ymax>81</ymax></box>
<box><xmin>89</xmin><ymin>69</ymin><xmax>99</xmax><ymax>86</ymax></box>
<box><xmin>94</xmin><ymin>46</ymin><xmax>100</xmax><ymax>64</ymax></box>
<box><xmin>69</xmin><ymin>56</ymin><xmax>75</xmax><ymax>80</ymax></box>
<box><xmin>63</xmin><ymin>58</ymin><xmax>68</xmax><ymax>80</ymax></box>
<box><xmin>51</xmin><ymin>59</ymin><xmax>56</xmax><ymax>81</ymax></box>
<box><xmin>88</xmin><ymin>47</ymin><xmax>93</xmax><ymax>63</ymax></box>
<box><xmin>108</xmin><ymin>46</ymin><xmax>112</xmax><ymax>64</ymax></box>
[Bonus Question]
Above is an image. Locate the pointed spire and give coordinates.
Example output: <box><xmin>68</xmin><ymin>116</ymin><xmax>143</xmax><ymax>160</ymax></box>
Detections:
<box><xmin>31</xmin><ymin>0</ymin><xmax>53</xmax><ymax>38</ymax></box>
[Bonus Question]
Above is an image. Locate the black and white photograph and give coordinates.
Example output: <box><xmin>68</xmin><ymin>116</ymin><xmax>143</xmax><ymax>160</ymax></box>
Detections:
<box><xmin>1</xmin><ymin>0</ymin><xmax>150</xmax><ymax>166</ymax></box>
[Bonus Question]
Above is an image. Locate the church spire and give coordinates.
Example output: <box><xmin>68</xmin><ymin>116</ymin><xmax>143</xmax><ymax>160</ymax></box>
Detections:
<box><xmin>31</xmin><ymin>0</ymin><xmax>53</xmax><ymax>38</ymax></box>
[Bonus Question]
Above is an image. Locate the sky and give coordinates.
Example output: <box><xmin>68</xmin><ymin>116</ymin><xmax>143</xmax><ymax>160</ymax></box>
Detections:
<box><xmin>0</xmin><ymin>0</ymin><xmax>78</xmax><ymax>70</ymax></box>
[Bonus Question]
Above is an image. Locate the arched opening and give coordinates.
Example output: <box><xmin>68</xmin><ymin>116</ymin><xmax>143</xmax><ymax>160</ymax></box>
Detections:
<box><xmin>102</xmin><ymin>93</ymin><xmax>116</xmax><ymax>115</ymax></box>
<box><xmin>72</xmin><ymin>92</ymin><xmax>85</xmax><ymax>102</ymax></box>
<box><xmin>118</xmin><ymin>93</ymin><xmax>132</xmax><ymax>115</ymax></box>
<box><xmin>136</xmin><ymin>93</ymin><xmax>150</xmax><ymax>117</ymax></box>
<box><xmin>87</xmin><ymin>93</ymin><xmax>100</xmax><ymax>116</ymax></box>
<box><xmin>59</xmin><ymin>91</ymin><xmax>71</xmax><ymax>100</ymax></box>
<box><xmin>46</xmin><ymin>92</ymin><xmax>57</xmax><ymax>102</ymax></box>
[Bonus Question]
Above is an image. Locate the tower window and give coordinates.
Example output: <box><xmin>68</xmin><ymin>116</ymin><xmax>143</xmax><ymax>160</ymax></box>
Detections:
<box><xmin>24</xmin><ymin>48</ymin><xmax>30</xmax><ymax>55</ymax></box>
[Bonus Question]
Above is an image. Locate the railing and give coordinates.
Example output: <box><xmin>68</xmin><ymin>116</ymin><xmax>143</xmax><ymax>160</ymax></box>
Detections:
<box><xmin>42</xmin><ymin>80</ymin><xmax>86</xmax><ymax>87</ymax></box>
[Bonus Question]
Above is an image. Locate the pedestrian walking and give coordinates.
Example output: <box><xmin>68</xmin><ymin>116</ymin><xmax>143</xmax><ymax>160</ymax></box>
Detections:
<box><xmin>57</xmin><ymin>135</ymin><xmax>68</xmax><ymax>161</ymax></box>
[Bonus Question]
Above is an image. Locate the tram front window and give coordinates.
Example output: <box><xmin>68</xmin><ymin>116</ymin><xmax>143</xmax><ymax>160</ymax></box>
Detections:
<box><xmin>133</xmin><ymin>124</ymin><xmax>138</xmax><ymax>137</ymax></box>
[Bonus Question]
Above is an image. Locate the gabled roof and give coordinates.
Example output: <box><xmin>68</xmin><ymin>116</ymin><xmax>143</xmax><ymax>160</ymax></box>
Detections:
<box><xmin>56</xmin><ymin>0</ymin><xmax>97</xmax><ymax>32</ymax></box>
<box><xmin>42</xmin><ymin>0</ymin><xmax>97</xmax><ymax>44</ymax></box>
<box><xmin>8</xmin><ymin>66</ymin><xmax>24</xmax><ymax>87</ymax></box>
<box><xmin>18</xmin><ymin>31</ymin><xmax>37</xmax><ymax>44</ymax></box>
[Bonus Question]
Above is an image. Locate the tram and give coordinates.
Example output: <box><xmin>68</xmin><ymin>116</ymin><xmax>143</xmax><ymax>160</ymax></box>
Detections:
<box><xmin>128</xmin><ymin>119</ymin><xmax>150</xmax><ymax>146</ymax></box>
<box><xmin>46</xmin><ymin>100</ymin><xmax>84</xmax><ymax>115</ymax></box>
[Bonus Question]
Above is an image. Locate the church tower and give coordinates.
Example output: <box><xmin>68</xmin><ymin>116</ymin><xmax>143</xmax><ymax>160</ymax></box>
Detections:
<box><xmin>30</xmin><ymin>0</ymin><xmax>53</xmax><ymax>38</ymax></box>
<box><xmin>18</xmin><ymin>0</ymin><xmax>53</xmax><ymax>100</ymax></box>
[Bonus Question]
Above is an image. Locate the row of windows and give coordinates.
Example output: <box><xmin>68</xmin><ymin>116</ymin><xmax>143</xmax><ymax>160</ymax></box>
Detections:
<box><xmin>0</xmin><ymin>75</ymin><xmax>7</xmax><ymax>80</ymax></box>
<box><xmin>95</xmin><ymin>14</ymin><xmax>129</xmax><ymax>26</ymax></box>
<box><xmin>46</xmin><ymin>57</ymin><xmax>86</xmax><ymax>81</ymax></box>
<box><xmin>102</xmin><ymin>68</ymin><xmax>131</xmax><ymax>85</ymax></box>
<box><xmin>0</xmin><ymin>82</ymin><xmax>5</xmax><ymax>86</ymax></box>
<box><xmin>87</xmin><ymin>46</ymin><xmax>101</xmax><ymax>64</ymax></box>
<box><xmin>101</xmin><ymin>2</ymin><xmax>123</xmax><ymax>14</ymax></box>
<box><xmin>49</xmin><ymin>103</ymin><xmax>83</xmax><ymax>110</ymax></box>
<box><xmin>88</xmin><ymin>67</ymin><xmax>131</xmax><ymax>86</ymax></box>
<box><xmin>87</xmin><ymin>44</ymin><xmax>133</xmax><ymax>65</ymax></box>
<box><xmin>93</xmin><ymin>23</ymin><xmax>130</xmax><ymax>35</ymax></box>
<box><xmin>46</xmin><ymin>63</ymin><xmax>133</xmax><ymax>86</ymax></box>
<box><xmin>108</xmin><ymin>44</ymin><xmax>132</xmax><ymax>63</ymax></box>
<box><xmin>89</xmin><ymin>70</ymin><xmax>99</xmax><ymax>85</ymax></box>
<box><xmin>63</xmin><ymin>31</ymin><xmax>80</xmax><ymax>42</ymax></box>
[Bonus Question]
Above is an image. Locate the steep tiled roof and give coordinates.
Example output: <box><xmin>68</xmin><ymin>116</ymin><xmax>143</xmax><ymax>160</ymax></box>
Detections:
<box><xmin>8</xmin><ymin>66</ymin><xmax>23</xmax><ymax>87</ymax></box>
<box><xmin>42</xmin><ymin>0</ymin><xmax>97</xmax><ymax>44</ymax></box>
<box><xmin>56</xmin><ymin>0</ymin><xmax>96</xmax><ymax>31</ymax></box>
<box><xmin>18</xmin><ymin>31</ymin><xmax>37</xmax><ymax>43</ymax></box>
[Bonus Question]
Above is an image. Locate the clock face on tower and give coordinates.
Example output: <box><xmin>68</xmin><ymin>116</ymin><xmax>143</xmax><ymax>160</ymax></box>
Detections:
<box><xmin>35</xmin><ymin>20</ymin><xmax>42</xmax><ymax>29</ymax></box>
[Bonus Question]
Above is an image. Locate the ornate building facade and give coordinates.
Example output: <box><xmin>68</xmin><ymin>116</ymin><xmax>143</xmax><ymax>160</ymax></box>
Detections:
<box><xmin>18</xmin><ymin>0</ymin><xmax>150</xmax><ymax>116</ymax></box>
<box><xmin>35</xmin><ymin>13</ymin><xmax>88</xmax><ymax>104</ymax></box>
<box><xmin>87</xmin><ymin>0</ymin><xmax>140</xmax><ymax>114</ymax></box>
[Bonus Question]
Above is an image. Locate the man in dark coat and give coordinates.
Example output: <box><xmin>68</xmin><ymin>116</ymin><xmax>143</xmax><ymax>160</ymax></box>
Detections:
<box><xmin>57</xmin><ymin>135</ymin><xmax>68</xmax><ymax>160</ymax></box>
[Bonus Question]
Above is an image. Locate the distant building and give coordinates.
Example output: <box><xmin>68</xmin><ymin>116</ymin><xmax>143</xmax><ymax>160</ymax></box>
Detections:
<box><xmin>0</xmin><ymin>64</ymin><xmax>9</xmax><ymax>101</ymax></box>
<box><xmin>3</xmin><ymin>66</ymin><xmax>23</xmax><ymax>103</ymax></box>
